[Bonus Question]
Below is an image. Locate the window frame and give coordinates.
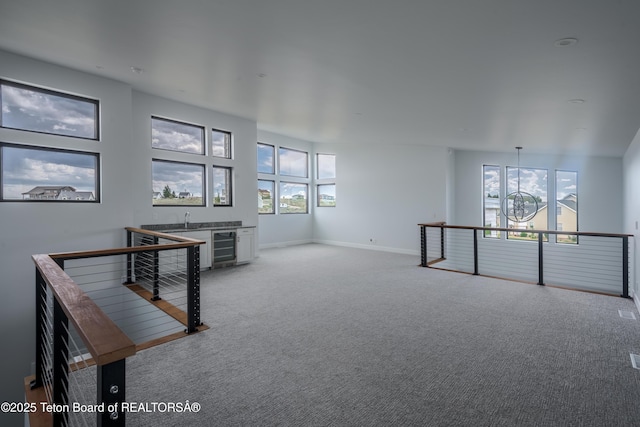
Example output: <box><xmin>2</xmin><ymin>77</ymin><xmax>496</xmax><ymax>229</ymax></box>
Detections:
<box><xmin>212</xmin><ymin>165</ymin><xmax>233</xmax><ymax>207</ymax></box>
<box><xmin>151</xmin><ymin>158</ymin><xmax>206</xmax><ymax>207</ymax></box>
<box><xmin>317</xmin><ymin>183</ymin><xmax>336</xmax><ymax>207</ymax></box>
<box><xmin>555</xmin><ymin>170</ymin><xmax>578</xmax><ymax>244</ymax></box>
<box><xmin>278</xmin><ymin>146</ymin><xmax>308</xmax><ymax>178</ymax></box>
<box><xmin>0</xmin><ymin>79</ymin><xmax>100</xmax><ymax>140</ymax></box>
<box><xmin>316</xmin><ymin>153</ymin><xmax>336</xmax><ymax>180</ymax></box>
<box><xmin>151</xmin><ymin>116</ymin><xmax>205</xmax><ymax>155</ymax></box>
<box><xmin>482</xmin><ymin>165</ymin><xmax>501</xmax><ymax>239</ymax></box>
<box><xmin>211</xmin><ymin>128</ymin><xmax>232</xmax><ymax>159</ymax></box>
<box><xmin>279</xmin><ymin>181</ymin><xmax>308</xmax><ymax>214</ymax></box>
<box><xmin>0</xmin><ymin>142</ymin><xmax>100</xmax><ymax>203</ymax></box>
<box><xmin>258</xmin><ymin>179</ymin><xmax>275</xmax><ymax>214</ymax></box>
<box><xmin>257</xmin><ymin>142</ymin><xmax>275</xmax><ymax>174</ymax></box>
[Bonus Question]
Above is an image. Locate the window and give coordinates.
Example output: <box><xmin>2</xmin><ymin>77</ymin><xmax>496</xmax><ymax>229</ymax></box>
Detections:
<box><xmin>556</xmin><ymin>170</ymin><xmax>578</xmax><ymax>244</ymax></box>
<box><xmin>506</xmin><ymin>167</ymin><xmax>547</xmax><ymax>241</ymax></box>
<box><xmin>317</xmin><ymin>184</ymin><xmax>336</xmax><ymax>207</ymax></box>
<box><xmin>483</xmin><ymin>165</ymin><xmax>501</xmax><ymax>238</ymax></box>
<box><xmin>212</xmin><ymin>166</ymin><xmax>232</xmax><ymax>206</ymax></box>
<box><xmin>317</xmin><ymin>153</ymin><xmax>336</xmax><ymax>179</ymax></box>
<box><xmin>279</xmin><ymin>147</ymin><xmax>308</xmax><ymax>177</ymax></box>
<box><xmin>212</xmin><ymin>129</ymin><xmax>231</xmax><ymax>159</ymax></box>
<box><xmin>152</xmin><ymin>160</ymin><xmax>204</xmax><ymax>206</ymax></box>
<box><xmin>258</xmin><ymin>179</ymin><xmax>275</xmax><ymax>214</ymax></box>
<box><xmin>1</xmin><ymin>143</ymin><xmax>99</xmax><ymax>202</ymax></box>
<box><xmin>1</xmin><ymin>80</ymin><xmax>99</xmax><ymax>140</ymax></box>
<box><xmin>151</xmin><ymin>117</ymin><xmax>204</xmax><ymax>154</ymax></box>
<box><xmin>279</xmin><ymin>182</ymin><xmax>308</xmax><ymax>214</ymax></box>
<box><xmin>257</xmin><ymin>143</ymin><xmax>275</xmax><ymax>174</ymax></box>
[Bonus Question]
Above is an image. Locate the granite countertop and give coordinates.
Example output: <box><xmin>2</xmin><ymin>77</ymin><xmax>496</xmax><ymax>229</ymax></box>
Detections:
<box><xmin>141</xmin><ymin>221</ymin><xmax>255</xmax><ymax>232</ymax></box>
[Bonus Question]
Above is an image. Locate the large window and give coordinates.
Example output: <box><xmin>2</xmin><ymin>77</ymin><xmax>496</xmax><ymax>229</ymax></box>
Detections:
<box><xmin>279</xmin><ymin>147</ymin><xmax>308</xmax><ymax>177</ymax></box>
<box><xmin>556</xmin><ymin>170</ymin><xmax>578</xmax><ymax>244</ymax></box>
<box><xmin>1</xmin><ymin>143</ymin><xmax>99</xmax><ymax>202</ymax></box>
<box><xmin>506</xmin><ymin>166</ymin><xmax>547</xmax><ymax>240</ymax></box>
<box><xmin>212</xmin><ymin>166</ymin><xmax>232</xmax><ymax>206</ymax></box>
<box><xmin>258</xmin><ymin>179</ymin><xmax>275</xmax><ymax>214</ymax></box>
<box><xmin>483</xmin><ymin>165</ymin><xmax>500</xmax><ymax>238</ymax></box>
<box><xmin>279</xmin><ymin>182</ymin><xmax>308</xmax><ymax>214</ymax></box>
<box><xmin>258</xmin><ymin>143</ymin><xmax>310</xmax><ymax>214</ymax></box>
<box><xmin>1</xmin><ymin>80</ymin><xmax>99</xmax><ymax>140</ymax></box>
<box><xmin>211</xmin><ymin>129</ymin><xmax>232</xmax><ymax>159</ymax></box>
<box><xmin>152</xmin><ymin>160</ymin><xmax>204</xmax><ymax>206</ymax></box>
<box><xmin>151</xmin><ymin>117</ymin><xmax>204</xmax><ymax>154</ymax></box>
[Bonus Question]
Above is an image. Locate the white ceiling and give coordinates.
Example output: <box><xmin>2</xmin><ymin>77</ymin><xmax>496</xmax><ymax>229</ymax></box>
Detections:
<box><xmin>1</xmin><ymin>0</ymin><xmax>640</xmax><ymax>157</ymax></box>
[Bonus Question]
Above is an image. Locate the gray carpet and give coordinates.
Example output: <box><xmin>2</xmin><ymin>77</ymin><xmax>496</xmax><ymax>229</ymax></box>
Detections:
<box><xmin>124</xmin><ymin>243</ymin><xmax>640</xmax><ymax>426</ymax></box>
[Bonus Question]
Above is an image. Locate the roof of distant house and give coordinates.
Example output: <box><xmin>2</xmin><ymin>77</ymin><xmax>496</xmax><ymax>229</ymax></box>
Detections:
<box><xmin>22</xmin><ymin>185</ymin><xmax>76</xmax><ymax>195</ymax></box>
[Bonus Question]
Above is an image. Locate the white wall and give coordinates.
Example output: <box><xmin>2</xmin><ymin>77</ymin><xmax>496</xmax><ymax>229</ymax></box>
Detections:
<box><xmin>132</xmin><ymin>91</ymin><xmax>258</xmax><ymax>229</ymax></box>
<box><xmin>312</xmin><ymin>143</ymin><xmax>449</xmax><ymax>255</ymax></box>
<box><xmin>623</xmin><ymin>128</ymin><xmax>640</xmax><ymax>300</ymax></box>
<box><xmin>452</xmin><ymin>149</ymin><xmax>623</xmax><ymax>233</ymax></box>
<box><xmin>0</xmin><ymin>51</ymin><xmax>135</xmax><ymax>423</ymax></box>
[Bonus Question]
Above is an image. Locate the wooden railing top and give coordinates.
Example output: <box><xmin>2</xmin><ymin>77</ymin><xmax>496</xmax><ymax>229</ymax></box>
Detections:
<box><xmin>418</xmin><ymin>222</ymin><xmax>633</xmax><ymax>238</ymax></box>
<box><xmin>48</xmin><ymin>227</ymin><xmax>205</xmax><ymax>261</ymax></box>
<box><xmin>32</xmin><ymin>254</ymin><xmax>136</xmax><ymax>366</ymax></box>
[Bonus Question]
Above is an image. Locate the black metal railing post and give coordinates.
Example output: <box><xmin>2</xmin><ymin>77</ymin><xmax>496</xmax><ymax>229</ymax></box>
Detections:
<box><xmin>622</xmin><ymin>236</ymin><xmax>630</xmax><ymax>298</ymax></box>
<box><xmin>97</xmin><ymin>359</ymin><xmax>126</xmax><ymax>426</ymax></box>
<box><xmin>537</xmin><ymin>232</ymin><xmax>544</xmax><ymax>286</ymax></box>
<box><xmin>473</xmin><ymin>228</ymin><xmax>479</xmax><ymax>275</ymax></box>
<box><xmin>152</xmin><ymin>237</ymin><xmax>160</xmax><ymax>301</ymax></box>
<box><xmin>52</xmin><ymin>298</ymin><xmax>70</xmax><ymax>427</ymax></box>
<box><xmin>31</xmin><ymin>269</ymin><xmax>45</xmax><ymax>390</ymax></box>
<box><xmin>125</xmin><ymin>230</ymin><xmax>134</xmax><ymax>284</ymax></box>
<box><xmin>186</xmin><ymin>245</ymin><xmax>201</xmax><ymax>333</ymax></box>
<box><xmin>420</xmin><ymin>225</ymin><xmax>427</xmax><ymax>267</ymax></box>
<box><xmin>440</xmin><ymin>226</ymin><xmax>445</xmax><ymax>260</ymax></box>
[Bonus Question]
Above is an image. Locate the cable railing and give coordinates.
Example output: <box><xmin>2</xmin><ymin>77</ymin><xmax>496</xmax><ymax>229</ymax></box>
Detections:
<box><xmin>418</xmin><ymin>222</ymin><xmax>633</xmax><ymax>298</ymax></box>
<box><xmin>27</xmin><ymin>227</ymin><xmax>205</xmax><ymax>426</ymax></box>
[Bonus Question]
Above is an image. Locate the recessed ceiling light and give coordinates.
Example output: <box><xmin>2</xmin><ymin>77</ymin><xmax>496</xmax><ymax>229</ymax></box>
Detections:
<box><xmin>130</xmin><ymin>66</ymin><xmax>145</xmax><ymax>74</ymax></box>
<box><xmin>567</xmin><ymin>99</ymin><xmax>585</xmax><ymax>104</ymax></box>
<box><xmin>554</xmin><ymin>37</ymin><xmax>578</xmax><ymax>47</ymax></box>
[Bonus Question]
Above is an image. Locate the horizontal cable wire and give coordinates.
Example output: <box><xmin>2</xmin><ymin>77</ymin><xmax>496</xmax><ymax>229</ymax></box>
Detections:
<box><xmin>423</xmin><ymin>226</ymin><xmax>629</xmax><ymax>294</ymax></box>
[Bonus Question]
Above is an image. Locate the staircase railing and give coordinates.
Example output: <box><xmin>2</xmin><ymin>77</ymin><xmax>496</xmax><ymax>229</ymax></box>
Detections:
<box><xmin>419</xmin><ymin>222</ymin><xmax>633</xmax><ymax>298</ymax></box>
<box><xmin>27</xmin><ymin>227</ymin><xmax>205</xmax><ymax>426</ymax></box>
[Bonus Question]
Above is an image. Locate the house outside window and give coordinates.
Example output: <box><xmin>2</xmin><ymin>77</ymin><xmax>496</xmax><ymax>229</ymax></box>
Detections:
<box><xmin>152</xmin><ymin>159</ymin><xmax>204</xmax><ymax>206</ymax></box>
<box><xmin>1</xmin><ymin>143</ymin><xmax>99</xmax><ymax>203</ymax></box>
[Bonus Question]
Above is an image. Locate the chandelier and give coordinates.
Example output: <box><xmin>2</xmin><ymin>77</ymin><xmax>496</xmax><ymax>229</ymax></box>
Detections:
<box><xmin>501</xmin><ymin>147</ymin><xmax>539</xmax><ymax>223</ymax></box>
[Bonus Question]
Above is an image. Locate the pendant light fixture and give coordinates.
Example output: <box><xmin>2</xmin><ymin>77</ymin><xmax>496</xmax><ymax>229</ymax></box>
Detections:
<box><xmin>501</xmin><ymin>147</ymin><xmax>539</xmax><ymax>223</ymax></box>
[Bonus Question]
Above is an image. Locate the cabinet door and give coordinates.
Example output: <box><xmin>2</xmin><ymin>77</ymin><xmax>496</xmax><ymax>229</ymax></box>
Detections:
<box><xmin>178</xmin><ymin>230</ymin><xmax>212</xmax><ymax>271</ymax></box>
<box><xmin>236</xmin><ymin>228</ymin><xmax>254</xmax><ymax>264</ymax></box>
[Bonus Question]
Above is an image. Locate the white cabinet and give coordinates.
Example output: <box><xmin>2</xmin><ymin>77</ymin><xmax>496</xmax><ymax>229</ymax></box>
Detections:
<box><xmin>236</xmin><ymin>227</ymin><xmax>255</xmax><ymax>264</ymax></box>
<box><xmin>174</xmin><ymin>230</ymin><xmax>212</xmax><ymax>271</ymax></box>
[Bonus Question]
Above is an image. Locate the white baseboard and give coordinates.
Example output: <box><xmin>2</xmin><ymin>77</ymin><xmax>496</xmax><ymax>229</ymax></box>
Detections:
<box><xmin>259</xmin><ymin>239</ymin><xmax>314</xmax><ymax>250</ymax></box>
<box><xmin>258</xmin><ymin>239</ymin><xmax>420</xmax><ymax>256</ymax></box>
<box><xmin>313</xmin><ymin>239</ymin><xmax>420</xmax><ymax>256</ymax></box>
